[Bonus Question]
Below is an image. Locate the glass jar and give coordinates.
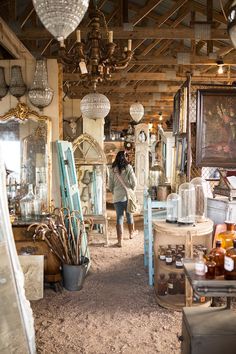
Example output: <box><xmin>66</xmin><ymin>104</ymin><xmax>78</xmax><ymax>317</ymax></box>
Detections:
<box><xmin>210</xmin><ymin>240</ymin><xmax>226</xmax><ymax>276</ymax></box>
<box><xmin>178</xmin><ymin>182</ymin><xmax>196</xmax><ymax>224</ymax></box>
<box><xmin>191</xmin><ymin>177</ymin><xmax>208</xmax><ymax>223</ymax></box>
<box><xmin>224</xmin><ymin>239</ymin><xmax>236</xmax><ymax>280</ymax></box>
<box><xmin>165</xmin><ymin>250</ymin><xmax>173</xmax><ymax>265</ymax></box>
<box><xmin>157</xmin><ymin>273</ymin><xmax>168</xmax><ymax>296</ymax></box>
<box><xmin>166</xmin><ymin>193</ymin><xmax>180</xmax><ymax>223</ymax></box>
<box><xmin>178</xmin><ymin>273</ymin><xmax>185</xmax><ymax>294</ymax></box>
<box><xmin>217</xmin><ymin>221</ymin><xmax>236</xmax><ymax>249</ymax></box>
<box><xmin>195</xmin><ymin>251</ymin><xmax>205</xmax><ymax>276</ymax></box>
<box><xmin>159</xmin><ymin>246</ymin><xmax>166</xmax><ymax>261</ymax></box>
<box><xmin>175</xmin><ymin>253</ymin><xmax>183</xmax><ymax>269</ymax></box>
<box><xmin>205</xmin><ymin>255</ymin><xmax>216</xmax><ymax>279</ymax></box>
<box><xmin>167</xmin><ymin>273</ymin><xmax>178</xmax><ymax>295</ymax></box>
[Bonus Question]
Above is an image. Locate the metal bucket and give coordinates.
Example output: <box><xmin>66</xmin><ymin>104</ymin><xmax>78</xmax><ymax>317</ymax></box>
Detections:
<box><xmin>62</xmin><ymin>257</ymin><xmax>89</xmax><ymax>291</ymax></box>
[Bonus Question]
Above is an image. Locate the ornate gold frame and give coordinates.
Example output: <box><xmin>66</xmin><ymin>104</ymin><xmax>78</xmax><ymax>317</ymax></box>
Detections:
<box><xmin>0</xmin><ymin>102</ymin><xmax>52</xmax><ymax>212</ymax></box>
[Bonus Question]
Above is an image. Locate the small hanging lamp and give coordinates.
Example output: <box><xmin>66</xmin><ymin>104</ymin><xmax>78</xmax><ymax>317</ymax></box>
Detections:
<box><xmin>28</xmin><ymin>59</ymin><xmax>54</xmax><ymax>110</ymax></box>
<box><xmin>129</xmin><ymin>102</ymin><xmax>144</xmax><ymax>123</ymax></box>
<box><xmin>0</xmin><ymin>67</ymin><xmax>8</xmax><ymax>100</ymax></box>
<box><xmin>9</xmin><ymin>65</ymin><xmax>27</xmax><ymax>99</ymax></box>
<box><xmin>80</xmin><ymin>92</ymin><xmax>111</xmax><ymax>120</ymax></box>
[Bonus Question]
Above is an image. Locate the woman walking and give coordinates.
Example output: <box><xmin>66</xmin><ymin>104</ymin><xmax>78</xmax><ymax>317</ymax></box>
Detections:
<box><xmin>108</xmin><ymin>151</ymin><xmax>137</xmax><ymax>247</ymax></box>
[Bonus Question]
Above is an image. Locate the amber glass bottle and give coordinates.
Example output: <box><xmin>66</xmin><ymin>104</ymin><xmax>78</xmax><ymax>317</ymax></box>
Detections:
<box><xmin>205</xmin><ymin>255</ymin><xmax>216</xmax><ymax>279</ymax></box>
<box><xmin>210</xmin><ymin>240</ymin><xmax>226</xmax><ymax>276</ymax></box>
<box><xmin>217</xmin><ymin>221</ymin><xmax>236</xmax><ymax>249</ymax></box>
<box><xmin>224</xmin><ymin>239</ymin><xmax>236</xmax><ymax>280</ymax></box>
<box><xmin>157</xmin><ymin>273</ymin><xmax>168</xmax><ymax>296</ymax></box>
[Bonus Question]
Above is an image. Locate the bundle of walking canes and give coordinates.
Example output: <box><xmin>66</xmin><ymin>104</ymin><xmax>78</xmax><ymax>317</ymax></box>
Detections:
<box><xmin>28</xmin><ymin>208</ymin><xmax>93</xmax><ymax>265</ymax></box>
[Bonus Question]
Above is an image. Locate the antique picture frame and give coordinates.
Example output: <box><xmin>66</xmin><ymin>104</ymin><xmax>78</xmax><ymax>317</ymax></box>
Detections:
<box><xmin>196</xmin><ymin>89</ymin><xmax>236</xmax><ymax>167</ymax></box>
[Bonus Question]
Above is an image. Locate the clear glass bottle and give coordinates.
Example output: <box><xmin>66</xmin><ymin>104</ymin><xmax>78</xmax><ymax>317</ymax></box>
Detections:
<box><xmin>205</xmin><ymin>255</ymin><xmax>216</xmax><ymax>279</ymax></box>
<box><xmin>178</xmin><ymin>182</ymin><xmax>196</xmax><ymax>224</ymax></box>
<box><xmin>175</xmin><ymin>253</ymin><xmax>183</xmax><ymax>269</ymax></box>
<box><xmin>217</xmin><ymin>221</ymin><xmax>236</xmax><ymax>249</ymax></box>
<box><xmin>20</xmin><ymin>184</ymin><xmax>35</xmax><ymax>220</ymax></box>
<box><xmin>194</xmin><ymin>251</ymin><xmax>205</xmax><ymax>276</ymax></box>
<box><xmin>191</xmin><ymin>177</ymin><xmax>208</xmax><ymax>223</ymax></box>
<box><xmin>224</xmin><ymin>239</ymin><xmax>236</xmax><ymax>280</ymax></box>
<box><xmin>210</xmin><ymin>240</ymin><xmax>226</xmax><ymax>276</ymax></box>
<box><xmin>157</xmin><ymin>273</ymin><xmax>168</xmax><ymax>296</ymax></box>
<box><xmin>166</xmin><ymin>193</ymin><xmax>180</xmax><ymax>223</ymax></box>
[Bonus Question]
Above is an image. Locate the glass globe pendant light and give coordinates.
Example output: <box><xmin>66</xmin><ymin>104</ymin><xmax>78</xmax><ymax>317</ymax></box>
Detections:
<box><xmin>130</xmin><ymin>102</ymin><xmax>144</xmax><ymax>123</ymax></box>
<box><xmin>228</xmin><ymin>1</ymin><xmax>236</xmax><ymax>47</ymax></box>
<box><xmin>32</xmin><ymin>0</ymin><xmax>89</xmax><ymax>42</ymax></box>
<box><xmin>28</xmin><ymin>59</ymin><xmax>54</xmax><ymax>110</ymax></box>
<box><xmin>80</xmin><ymin>93</ymin><xmax>111</xmax><ymax>120</ymax></box>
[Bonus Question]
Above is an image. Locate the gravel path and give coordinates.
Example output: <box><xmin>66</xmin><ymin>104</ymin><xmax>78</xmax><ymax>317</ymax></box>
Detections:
<box><xmin>32</xmin><ymin>211</ymin><xmax>182</xmax><ymax>354</ymax></box>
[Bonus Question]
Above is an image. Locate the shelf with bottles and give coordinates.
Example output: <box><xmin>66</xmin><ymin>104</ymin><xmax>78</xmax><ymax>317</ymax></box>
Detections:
<box><xmin>153</xmin><ymin>219</ymin><xmax>214</xmax><ymax>310</ymax></box>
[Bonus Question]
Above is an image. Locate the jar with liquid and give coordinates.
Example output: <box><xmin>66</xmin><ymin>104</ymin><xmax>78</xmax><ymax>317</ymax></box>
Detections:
<box><xmin>157</xmin><ymin>273</ymin><xmax>168</xmax><ymax>296</ymax></box>
<box><xmin>205</xmin><ymin>255</ymin><xmax>216</xmax><ymax>280</ymax></box>
<box><xmin>224</xmin><ymin>239</ymin><xmax>236</xmax><ymax>280</ymax></box>
<box><xmin>195</xmin><ymin>251</ymin><xmax>205</xmax><ymax>276</ymax></box>
<box><xmin>178</xmin><ymin>273</ymin><xmax>185</xmax><ymax>295</ymax></box>
<box><xmin>217</xmin><ymin>221</ymin><xmax>236</xmax><ymax>249</ymax></box>
<box><xmin>159</xmin><ymin>246</ymin><xmax>166</xmax><ymax>261</ymax></box>
<box><xmin>165</xmin><ymin>250</ymin><xmax>173</xmax><ymax>265</ymax></box>
<box><xmin>210</xmin><ymin>240</ymin><xmax>226</xmax><ymax>276</ymax></box>
<box><xmin>167</xmin><ymin>273</ymin><xmax>178</xmax><ymax>295</ymax></box>
<box><xmin>175</xmin><ymin>253</ymin><xmax>183</xmax><ymax>269</ymax></box>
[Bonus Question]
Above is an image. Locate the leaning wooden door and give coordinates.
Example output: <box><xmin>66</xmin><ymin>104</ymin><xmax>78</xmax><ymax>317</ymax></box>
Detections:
<box><xmin>56</xmin><ymin>140</ymin><xmax>90</xmax><ymax>260</ymax></box>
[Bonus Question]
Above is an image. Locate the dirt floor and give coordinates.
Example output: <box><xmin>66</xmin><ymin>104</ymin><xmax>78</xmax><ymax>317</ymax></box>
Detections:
<box><xmin>31</xmin><ymin>209</ymin><xmax>182</xmax><ymax>354</ymax></box>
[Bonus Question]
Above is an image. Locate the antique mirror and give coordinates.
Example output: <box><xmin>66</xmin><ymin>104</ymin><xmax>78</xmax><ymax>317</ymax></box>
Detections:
<box><xmin>0</xmin><ymin>102</ymin><xmax>52</xmax><ymax>219</ymax></box>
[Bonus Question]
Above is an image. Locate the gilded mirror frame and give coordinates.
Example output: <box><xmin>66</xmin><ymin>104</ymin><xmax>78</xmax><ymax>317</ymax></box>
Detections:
<box><xmin>0</xmin><ymin>102</ymin><xmax>52</xmax><ymax>214</ymax></box>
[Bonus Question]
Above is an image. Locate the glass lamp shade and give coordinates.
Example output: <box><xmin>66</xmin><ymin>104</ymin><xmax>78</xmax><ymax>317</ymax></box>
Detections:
<box><xmin>0</xmin><ymin>67</ymin><xmax>8</xmax><ymax>100</ymax></box>
<box><xmin>129</xmin><ymin>102</ymin><xmax>144</xmax><ymax>123</ymax></box>
<box><xmin>32</xmin><ymin>0</ymin><xmax>89</xmax><ymax>42</ymax></box>
<box><xmin>228</xmin><ymin>0</ymin><xmax>236</xmax><ymax>48</ymax></box>
<box><xmin>80</xmin><ymin>93</ymin><xmax>110</xmax><ymax>120</ymax></box>
<box><xmin>9</xmin><ymin>66</ymin><xmax>27</xmax><ymax>98</ymax></box>
<box><xmin>166</xmin><ymin>193</ymin><xmax>181</xmax><ymax>223</ymax></box>
<box><xmin>28</xmin><ymin>59</ymin><xmax>54</xmax><ymax>110</ymax></box>
<box><xmin>191</xmin><ymin>177</ymin><xmax>208</xmax><ymax>223</ymax></box>
<box><xmin>178</xmin><ymin>182</ymin><xmax>196</xmax><ymax>225</ymax></box>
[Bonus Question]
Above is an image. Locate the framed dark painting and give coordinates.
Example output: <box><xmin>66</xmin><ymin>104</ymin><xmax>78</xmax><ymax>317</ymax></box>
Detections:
<box><xmin>196</xmin><ymin>89</ymin><xmax>236</xmax><ymax>167</ymax></box>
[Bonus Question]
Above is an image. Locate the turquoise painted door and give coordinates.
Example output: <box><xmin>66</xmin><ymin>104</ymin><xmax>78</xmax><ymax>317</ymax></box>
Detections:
<box><xmin>56</xmin><ymin>140</ymin><xmax>90</xmax><ymax>261</ymax></box>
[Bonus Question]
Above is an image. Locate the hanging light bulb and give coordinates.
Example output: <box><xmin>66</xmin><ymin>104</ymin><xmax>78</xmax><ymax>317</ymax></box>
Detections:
<box><xmin>80</xmin><ymin>92</ymin><xmax>110</xmax><ymax>120</ymax></box>
<box><xmin>129</xmin><ymin>102</ymin><xmax>144</xmax><ymax>123</ymax></box>
<box><xmin>159</xmin><ymin>112</ymin><xmax>163</xmax><ymax>121</ymax></box>
<box><xmin>216</xmin><ymin>59</ymin><xmax>224</xmax><ymax>74</ymax></box>
<box><xmin>32</xmin><ymin>0</ymin><xmax>89</xmax><ymax>42</ymax></box>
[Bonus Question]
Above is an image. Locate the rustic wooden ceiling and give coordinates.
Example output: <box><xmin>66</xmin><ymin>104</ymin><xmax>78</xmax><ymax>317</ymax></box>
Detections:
<box><xmin>0</xmin><ymin>0</ymin><xmax>235</xmax><ymax>130</ymax></box>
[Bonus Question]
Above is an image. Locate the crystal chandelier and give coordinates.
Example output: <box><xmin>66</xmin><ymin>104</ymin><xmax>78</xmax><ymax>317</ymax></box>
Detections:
<box><xmin>0</xmin><ymin>67</ymin><xmax>8</xmax><ymax>100</ymax></box>
<box><xmin>130</xmin><ymin>102</ymin><xmax>144</xmax><ymax>123</ymax></box>
<box><xmin>59</xmin><ymin>6</ymin><xmax>133</xmax><ymax>89</ymax></box>
<box><xmin>32</xmin><ymin>0</ymin><xmax>89</xmax><ymax>42</ymax></box>
<box><xmin>28</xmin><ymin>59</ymin><xmax>54</xmax><ymax>110</ymax></box>
<box><xmin>9</xmin><ymin>66</ymin><xmax>27</xmax><ymax>99</ymax></box>
<box><xmin>228</xmin><ymin>1</ymin><xmax>236</xmax><ymax>47</ymax></box>
<box><xmin>80</xmin><ymin>92</ymin><xmax>110</xmax><ymax>120</ymax></box>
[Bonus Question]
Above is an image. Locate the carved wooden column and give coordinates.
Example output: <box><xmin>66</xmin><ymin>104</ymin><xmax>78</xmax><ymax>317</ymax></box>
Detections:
<box><xmin>134</xmin><ymin>123</ymin><xmax>149</xmax><ymax>209</ymax></box>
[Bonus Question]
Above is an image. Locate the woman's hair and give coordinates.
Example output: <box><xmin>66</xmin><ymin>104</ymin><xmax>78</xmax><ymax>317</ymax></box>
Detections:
<box><xmin>112</xmin><ymin>151</ymin><xmax>129</xmax><ymax>173</ymax></box>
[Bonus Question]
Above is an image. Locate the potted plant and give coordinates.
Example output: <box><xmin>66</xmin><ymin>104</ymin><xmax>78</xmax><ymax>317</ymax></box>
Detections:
<box><xmin>28</xmin><ymin>208</ymin><xmax>91</xmax><ymax>291</ymax></box>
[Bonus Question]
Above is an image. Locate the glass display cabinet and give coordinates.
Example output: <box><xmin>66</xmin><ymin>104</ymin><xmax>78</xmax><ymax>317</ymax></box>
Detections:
<box><xmin>73</xmin><ymin>133</ymin><xmax>108</xmax><ymax>245</ymax></box>
<box><xmin>0</xmin><ymin>102</ymin><xmax>52</xmax><ymax>219</ymax></box>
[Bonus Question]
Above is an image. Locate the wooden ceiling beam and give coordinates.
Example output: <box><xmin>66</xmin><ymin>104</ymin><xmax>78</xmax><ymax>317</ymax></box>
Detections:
<box><xmin>190</xmin><ymin>0</ymin><xmax>227</xmax><ymax>24</ymax></box>
<box><xmin>68</xmin><ymin>85</ymin><xmax>181</xmax><ymax>95</ymax></box>
<box><xmin>131</xmin><ymin>0</ymin><xmax>164</xmax><ymax>26</ymax></box>
<box><xmin>17</xmin><ymin>27</ymin><xmax>229</xmax><ymax>41</ymax></box>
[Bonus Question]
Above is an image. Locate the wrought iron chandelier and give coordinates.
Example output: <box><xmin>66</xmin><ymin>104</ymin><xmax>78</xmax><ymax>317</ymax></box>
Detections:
<box><xmin>59</xmin><ymin>6</ymin><xmax>133</xmax><ymax>89</ymax></box>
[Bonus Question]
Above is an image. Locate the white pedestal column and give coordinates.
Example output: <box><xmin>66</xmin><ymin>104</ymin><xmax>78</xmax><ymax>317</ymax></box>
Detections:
<box><xmin>135</xmin><ymin>123</ymin><xmax>149</xmax><ymax>209</ymax></box>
